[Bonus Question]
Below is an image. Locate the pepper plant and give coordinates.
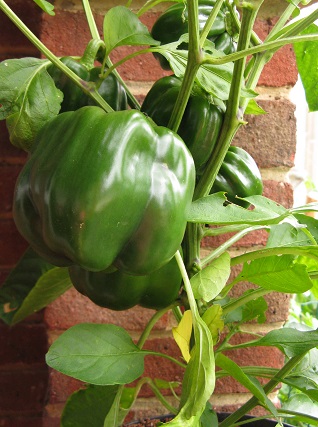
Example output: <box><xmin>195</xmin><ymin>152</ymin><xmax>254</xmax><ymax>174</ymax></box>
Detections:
<box><xmin>1</xmin><ymin>0</ymin><xmax>318</xmax><ymax>426</ymax></box>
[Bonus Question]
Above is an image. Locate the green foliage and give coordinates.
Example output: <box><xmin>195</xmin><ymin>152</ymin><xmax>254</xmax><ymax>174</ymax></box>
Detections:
<box><xmin>1</xmin><ymin>0</ymin><xmax>318</xmax><ymax>426</ymax></box>
<box><xmin>46</xmin><ymin>323</ymin><xmax>147</xmax><ymax>385</ymax></box>
<box><xmin>0</xmin><ymin>58</ymin><xmax>62</xmax><ymax>150</ymax></box>
<box><xmin>0</xmin><ymin>248</ymin><xmax>54</xmax><ymax>325</ymax></box>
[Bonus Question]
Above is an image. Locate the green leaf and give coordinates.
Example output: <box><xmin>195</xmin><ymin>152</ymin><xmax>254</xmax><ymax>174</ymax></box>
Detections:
<box><xmin>225</xmin><ymin>293</ymin><xmax>268</xmax><ymax>324</ymax></box>
<box><xmin>0</xmin><ymin>58</ymin><xmax>62</xmax><ymax>151</ymax></box>
<box><xmin>216</xmin><ymin>354</ymin><xmax>278</xmax><ymax>417</ymax></box>
<box><xmin>33</xmin><ymin>0</ymin><xmax>55</xmax><ymax>15</ymax></box>
<box><xmin>294</xmin><ymin>214</ymin><xmax>318</xmax><ymax>243</ymax></box>
<box><xmin>294</xmin><ymin>24</ymin><xmax>318</xmax><ymax>112</ymax></box>
<box><xmin>202</xmin><ymin>305</ymin><xmax>224</xmax><ymax>344</ymax></box>
<box><xmin>237</xmin><ymin>255</ymin><xmax>313</xmax><ymax>293</ymax></box>
<box><xmin>249</xmin><ymin>328</ymin><xmax>318</xmax><ymax>357</ymax></box>
<box><xmin>46</xmin><ymin>323</ymin><xmax>146</xmax><ymax>385</ymax></box>
<box><xmin>186</xmin><ymin>193</ymin><xmax>289</xmax><ymax>225</ymax></box>
<box><xmin>61</xmin><ymin>384</ymin><xmax>119</xmax><ymax>427</ymax></box>
<box><xmin>244</xmin><ymin>98</ymin><xmax>267</xmax><ymax>115</ymax></box>
<box><xmin>190</xmin><ymin>252</ymin><xmax>231</xmax><ymax>302</ymax></box>
<box><xmin>282</xmin><ymin>394</ymin><xmax>318</xmax><ymax>421</ymax></box>
<box><xmin>0</xmin><ymin>247</ymin><xmax>54</xmax><ymax>325</ymax></box>
<box><xmin>103</xmin><ymin>6</ymin><xmax>160</xmax><ymax>54</ymax></box>
<box><xmin>11</xmin><ymin>267</ymin><xmax>72</xmax><ymax>325</ymax></box>
<box><xmin>283</xmin><ymin>376</ymin><xmax>318</xmax><ymax>401</ymax></box>
<box><xmin>266</xmin><ymin>221</ymin><xmax>315</xmax><ymax>248</ymax></box>
<box><xmin>177</xmin><ymin>317</ymin><xmax>215</xmax><ymax>421</ymax></box>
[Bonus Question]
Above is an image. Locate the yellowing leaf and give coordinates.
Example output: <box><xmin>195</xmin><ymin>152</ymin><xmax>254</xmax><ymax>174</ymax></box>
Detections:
<box><xmin>172</xmin><ymin>310</ymin><xmax>193</xmax><ymax>363</ymax></box>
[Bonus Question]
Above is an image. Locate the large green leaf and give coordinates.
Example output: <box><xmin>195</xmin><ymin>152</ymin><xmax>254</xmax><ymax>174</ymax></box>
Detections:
<box><xmin>190</xmin><ymin>252</ymin><xmax>231</xmax><ymax>302</ymax></box>
<box><xmin>281</xmin><ymin>394</ymin><xmax>318</xmax><ymax>423</ymax></box>
<box><xmin>216</xmin><ymin>354</ymin><xmax>278</xmax><ymax>416</ymax></box>
<box><xmin>61</xmin><ymin>384</ymin><xmax>119</xmax><ymax>427</ymax></box>
<box><xmin>186</xmin><ymin>193</ymin><xmax>289</xmax><ymax>225</ymax></box>
<box><xmin>294</xmin><ymin>24</ymin><xmax>318</xmax><ymax>112</ymax></box>
<box><xmin>0</xmin><ymin>247</ymin><xmax>54</xmax><ymax>325</ymax></box>
<box><xmin>246</xmin><ymin>328</ymin><xmax>318</xmax><ymax>357</ymax></box>
<box><xmin>237</xmin><ymin>255</ymin><xmax>313</xmax><ymax>293</ymax></box>
<box><xmin>103</xmin><ymin>6</ymin><xmax>159</xmax><ymax>54</ymax></box>
<box><xmin>11</xmin><ymin>267</ymin><xmax>72</xmax><ymax>325</ymax></box>
<box><xmin>0</xmin><ymin>58</ymin><xmax>62</xmax><ymax>151</ymax></box>
<box><xmin>46</xmin><ymin>323</ymin><xmax>146</xmax><ymax>385</ymax></box>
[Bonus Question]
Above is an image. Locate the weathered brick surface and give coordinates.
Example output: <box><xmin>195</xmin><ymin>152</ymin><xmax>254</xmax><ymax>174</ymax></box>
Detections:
<box><xmin>0</xmin><ymin>416</ymin><xmax>43</xmax><ymax>427</ymax></box>
<box><xmin>0</xmin><ymin>220</ymin><xmax>28</xmax><ymax>267</ymax></box>
<box><xmin>0</xmin><ymin>0</ymin><xmax>42</xmax><ymax>60</ymax></box>
<box><xmin>44</xmin><ymin>287</ymin><xmax>172</xmax><ymax>331</ymax></box>
<box><xmin>233</xmin><ymin>99</ymin><xmax>296</xmax><ymax>169</ymax></box>
<box><xmin>0</xmin><ymin>323</ymin><xmax>47</xmax><ymax>365</ymax></box>
<box><xmin>0</xmin><ymin>368</ymin><xmax>48</xmax><ymax>413</ymax></box>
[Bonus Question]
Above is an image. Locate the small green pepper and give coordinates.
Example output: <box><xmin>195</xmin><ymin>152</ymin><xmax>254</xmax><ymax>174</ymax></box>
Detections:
<box><xmin>48</xmin><ymin>58</ymin><xmax>127</xmax><ymax>112</ymax></box>
<box><xmin>151</xmin><ymin>0</ymin><xmax>237</xmax><ymax>70</ymax></box>
<box><xmin>141</xmin><ymin>75</ymin><xmax>223</xmax><ymax>175</ymax></box>
<box><xmin>211</xmin><ymin>146</ymin><xmax>263</xmax><ymax>208</ymax></box>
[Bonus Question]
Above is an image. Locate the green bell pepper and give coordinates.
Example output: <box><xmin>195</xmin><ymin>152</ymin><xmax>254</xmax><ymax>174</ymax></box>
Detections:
<box><xmin>211</xmin><ymin>146</ymin><xmax>263</xmax><ymax>208</ymax></box>
<box><xmin>13</xmin><ymin>106</ymin><xmax>195</xmax><ymax>275</ymax></box>
<box><xmin>141</xmin><ymin>75</ymin><xmax>223</xmax><ymax>175</ymax></box>
<box><xmin>48</xmin><ymin>56</ymin><xmax>90</xmax><ymax>112</ymax></box>
<box><xmin>151</xmin><ymin>0</ymin><xmax>237</xmax><ymax>70</ymax></box>
<box><xmin>69</xmin><ymin>254</ymin><xmax>182</xmax><ymax>311</ymax></box>
<box><xmin>48</xmin><ymin>57</ymin><xmax>127</xmax><ymax>112</ymax></box>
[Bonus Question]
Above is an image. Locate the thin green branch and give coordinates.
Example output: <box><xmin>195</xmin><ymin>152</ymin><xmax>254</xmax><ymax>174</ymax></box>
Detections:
<box><xmin>137</xmin><ymin>305</ymin><xmax>175</xmax><ymax>349</ymax></box>
<box><xmin>200</xmin><ymin>225</ymin><xmax>267</xmax><ymax>268</ymax></box>
<box><xmin>147</xmin><ymin>350</ymin><xmax>187</xmax><ymax>369</ymax></box>
<box><xmin>199</xmin><ymin>0</ymin><xmax>225</xmax><ymax>48</ymax></box>
<box><xmin>221</xmin><ymin>288</ymin><xmax>271</xmax><ymax>317</ymax></box>
<box><xmin>194</xmin><ymin>3</ymin><xmax>261</xmax><ymax>200</ymax></box>
<box><xmin>82</xmin><ymin>0</ymin><xmax>100</xmax><ymax>40</ymax></box>
<box><xmin>231</xmin><ymin>246</ymin><xmax>318</xmax><ymax>267</ymax></box>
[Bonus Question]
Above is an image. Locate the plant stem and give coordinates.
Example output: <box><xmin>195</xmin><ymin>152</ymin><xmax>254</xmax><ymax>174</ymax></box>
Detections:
<box><xmin>194</xmin><ymin>2</ymin><xmax>262</xmax><ymax>201</ymax></box>
<box><xmin>82</xmin><ymin>0</ymin><xmax>100</xmax><ymax>40</ymax></box>
<box><xmin>221</xmin><ymin>287</ymin><xmax>271</xmax><ymax>316</ymax></box>
<box><xmin>200</xmin><ymin>225</ymin><xmax>267</xmax><ymax>268</ymax></box>
<box><xmin>199</xmin><ymin>0</ymin><xmax>225</xmax><ymax>48</ymax></box>
<box><xmin>218</xmin><ymin>352</ymin><xmax>307</xmax><ymax>427</ymax></box>
<box><xmin>231</xmin><ymin>246</ymin><xmax>318</xmax><ymax>266</ymax></box>
<box><xmin>81</xmin><ymin>0</ymin><xmax>141</xmax><ymax>109</ymax></box>
<box><xmin>137</xmin><ymin>305</ymin><xmax>174</xmax><ymax>349</ymax></box>
<box><xmin>147</xmin><ymin>350</ymin><xmax>187</xmax><ymax>369</ymax></box>
<box><xmin>168</xmin><ymin>0</ymin><xmax>202</xmax><ymax>132</ymax></box>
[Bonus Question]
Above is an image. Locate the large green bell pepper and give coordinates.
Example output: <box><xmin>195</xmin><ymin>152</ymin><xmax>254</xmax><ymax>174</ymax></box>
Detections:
<box><xmin>211</xmin><ymin>146</ymin><xmax>263</xmax><ymax>208</ymax></box>
<box><xmin>151</xmin><ymin>0</ymin><xmax>237</xmax><ymax>70</ymax></box>
<box><xmin>141</xmin><ymin>75</ymin><xmax>223</xmax><ymax>175</ymax></box>
<box><xmin>48</xmin><ymin>57</ymin><xmax>127</xmax><ymax>112</ymax></box>
<box><xmin>69</xmin><ymin>254</ymin><xmax>182</xmax><ymax>311</ymax></box>
<box><xmin>13</xmin><ymin>106</ymin><xmax>195</xmax><ymax>275</ymax></box>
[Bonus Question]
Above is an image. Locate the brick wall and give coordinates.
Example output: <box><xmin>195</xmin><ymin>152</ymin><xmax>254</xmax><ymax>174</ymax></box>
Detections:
<box><xmin>0</xmin><ymin>0</ymin><xmax>298</xmax><ymax>426</ymax></box>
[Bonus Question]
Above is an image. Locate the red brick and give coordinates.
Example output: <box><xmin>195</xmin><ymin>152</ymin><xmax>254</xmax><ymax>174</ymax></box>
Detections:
<box><xmin>0</xmin><ymin>165</ymin><xmax>23</xmax><ymax>215</ymax></box>
<box><xmin>44</xmin><ymin>288</ymin><xmax>171</xmax><ymax>331</ymax></box>
<box><xmin>254</xmin><ymin>18</ymin><xmax>298</xmax><ymax>87</ymax></box>
<box><xmin>0</xmin><ymin>416</ymin><xmax>43</xmax><ymax>427</ymax></box>
<box><xmin>0</xmin><ymin>323</ymin><xmax>48</xmax><ymax>365</ymax></box>
<box><xmin>0</xmin><ymin>220</ymin><xmax>28</xmax><ymax>267</ymax></box>
<box><xmin>0</xmin><ymin>368</ymin><xmax>48</xmax><ymax>413</ymax></box>
<box><xmin>46</xmin><ymin>369</ymin><xmax>83</xmax><ymax>404</ymax></box>
<box><xmin>0</xmin><ymin>0</ymin><xmax>42</xmax><ymax>60</ymax></box>
<box><xmin>0</xmin><ymin>122</ymin><xmax>28</xmax><ymax>162</ymax></box>
<box><xmin>234</xmin><ymin>99</ymin><xmax>296</xmax><ymax>169</ymax></box>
